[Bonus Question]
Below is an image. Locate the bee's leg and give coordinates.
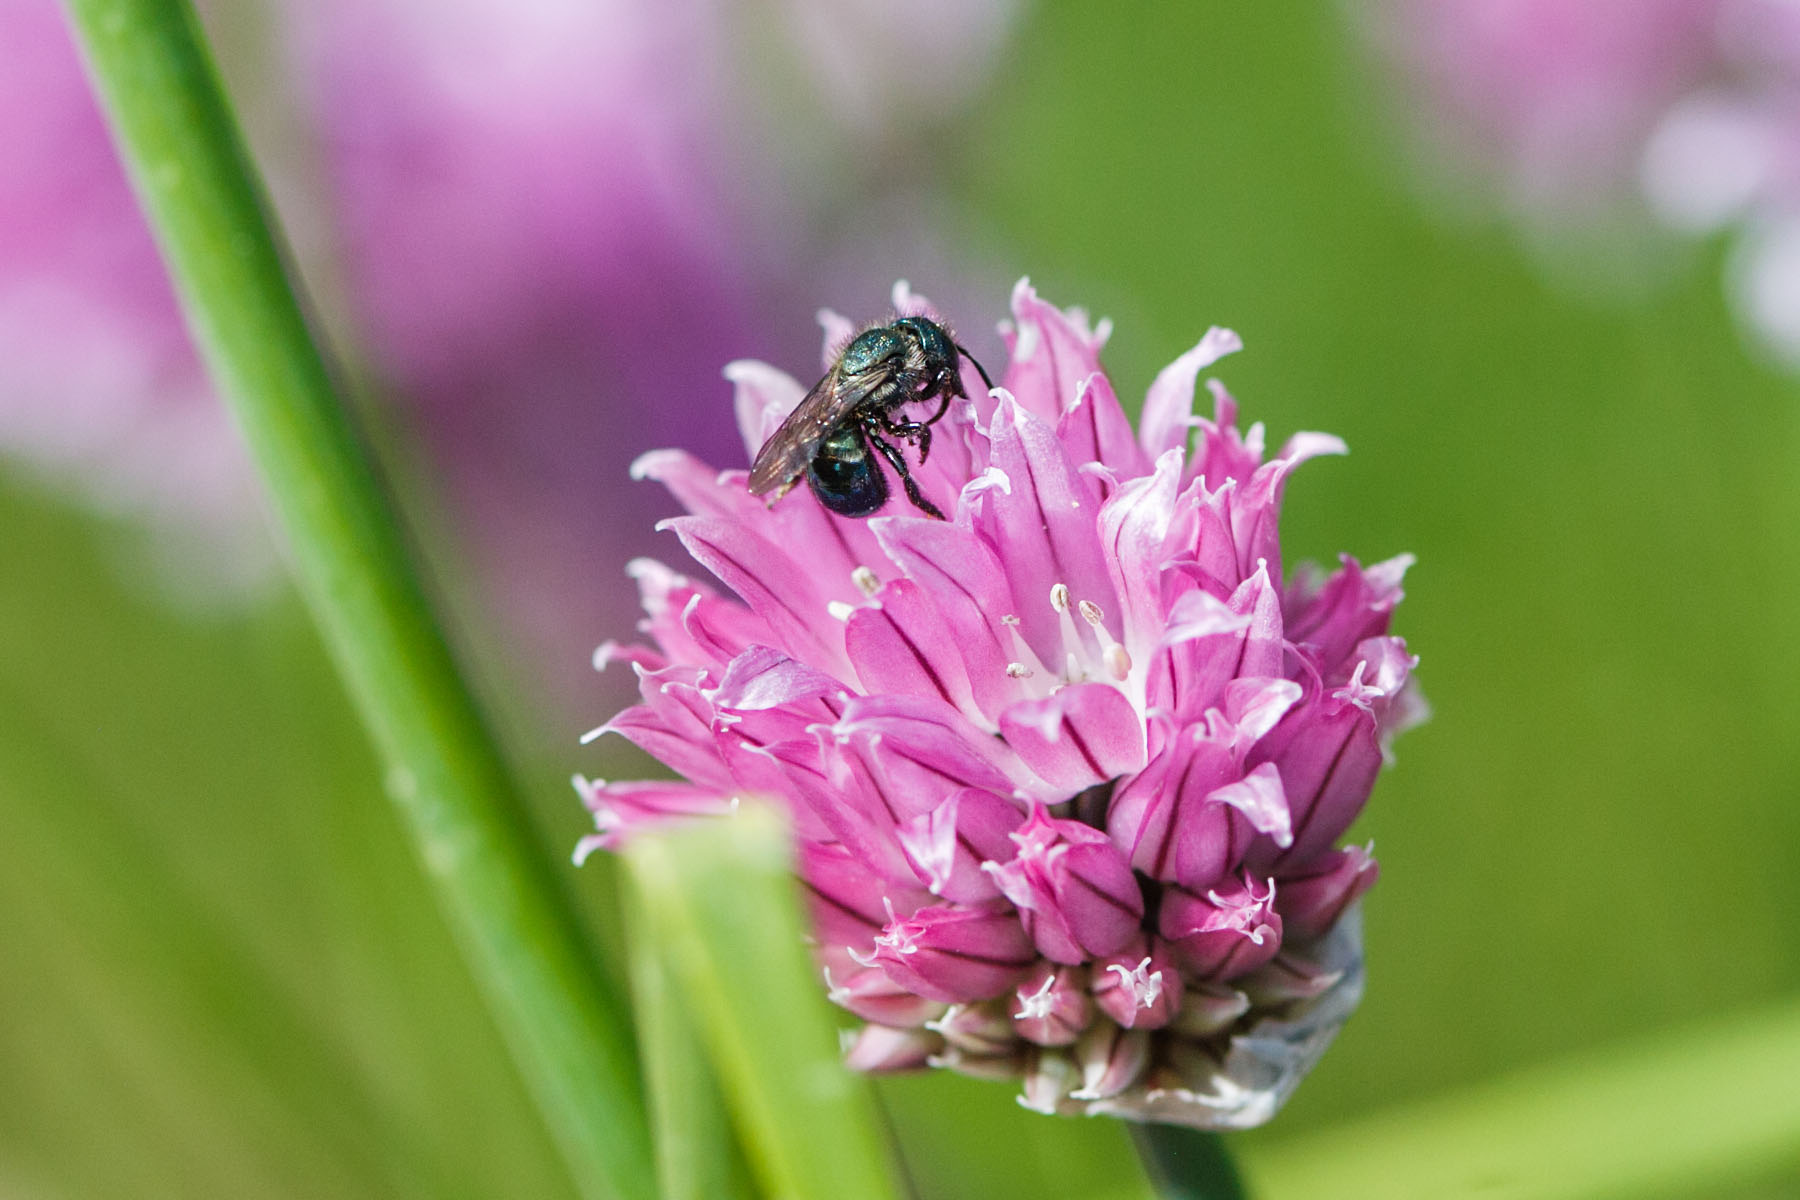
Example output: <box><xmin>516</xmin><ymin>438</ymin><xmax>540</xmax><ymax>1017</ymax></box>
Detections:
<box><xmin>878</xmin><ymin>410</ymin><xmax>933</xmax><ymax>464</ymax></box>
<box><xmin>881</xmin><ymin>388</ymin><xmax>953</xmax><ymax>463</ymax></box>
<box><xmin>955</xmin><ymin>343</ymin><xmax>996</xmax><ymax>393</ymax></box>
<box><xmin>865</xmin><ymin>425</ymin><xmax>946</xmax><ymax>520</ymax></box>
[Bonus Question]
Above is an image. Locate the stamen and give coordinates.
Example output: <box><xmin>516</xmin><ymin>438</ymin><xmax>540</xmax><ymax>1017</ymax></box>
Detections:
<box><xmin>1000</xmin><ymin>617</ymin><xmax>1055</xmax><ymax>683</ymax></box>
<box><xmin>1052</xmin><ymin>585</ymin><xmax>1091</xmax><ymax>682</ymax></box>
<box><xmin>1015</xmin><ymin>974</ymin><xmax>1059</xmax><ymax>1021</ymax></box>
<box><xmin>1076</xmin><ymin>598</ymin><xmax>1134</xmax><ymax>682</ymax></box>
<box><xmin>851</xmin><ymin>565</ymin><xmax>880</xmax><ymax>597</ymax></box>
<box><xmin>826</xmin><ymin>600</ymin><xmax>857</xmax><ymax>621</ymax></box>
<box><xmin>1006</xmin><ymin>662</ymin><xmax>1033</xmax><ymax>679</ymax></box>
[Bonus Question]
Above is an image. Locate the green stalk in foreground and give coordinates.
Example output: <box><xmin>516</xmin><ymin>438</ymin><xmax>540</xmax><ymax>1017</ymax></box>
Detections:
<box><xmin>1238</xmin><ymin>997</ymin><xmax>1800</xmax><ymax>1200</ymax></box>
<box><xmin>623</xmin><ymin>808</ymin><xmax>902</xmax><ymax>1200</ymax></box>
<box><xmin>56</xmin><ymin>3</ymin><xmax>653</xmax><ymax>1197</ymax></box>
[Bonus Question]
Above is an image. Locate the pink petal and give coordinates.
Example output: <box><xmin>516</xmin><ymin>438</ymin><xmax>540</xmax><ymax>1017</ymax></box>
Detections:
<box><xmin>711</xmin><ymin>644</ymin><xmax>848</xmax><ymax>712</ymax></box>
<box><xmin>1189</xmin><ymin>379</ymin><xmax>1263</xmax><ymax>488</ymax></box>
<box><xmin>1138</xmin><ymin>327</ymin><xmax>1242</xmax><ymax>463</ymax></box>
<box><xmin>872</xmin><ymin>516</ymin><xmax>1022</xmax><ymax>721</ymax></box>
<box><xmin>999</xmin><ymin>278</ymin><xmax>1111</xmax><ymax>423</ymax></box>
<box><xmin>664</xmin><ymin>515</ymin><xmax>850</xmax><ymax>678</ymax></box>
<box><xmin>1097</xmin><ymin>446</ymin><xmax>1186</xmax><ymax>656</ymax></box>
<box><xmin>846</xmin><ymin>577</ymin><xmax>989</xmax><ymax>729</ymax></box>
<box><xmin>588</xmin><ymin>664</ymin><xmax>730</xmax><ymax>789</ymax></box>
<box><xmin>1013</xmin><ymin>965</ymin><xmax>1095</xmax><ymax>1046</ymax></box>
<box><xmin>726</xmin><ymin>359</ymin><xmax>807</xmax><ymax>464</ymax></box>
<box><xmin>998</xmin><ymin>683</ymin><xmax>1147</xmax><ymax>794</ymax></box>
<box><xmin>896</xmin><ymin>787</ymin><xmax>1024</xmax><ymax>902</ymax></box>
<box><xmin>971</xmin><ymin>394</ymin><xmax>1116</xmax><ymax>667</ymax></box>
<box><xmin>1055</xmin><ymin>371</ymin><xmax>1148</xmax><ymax>481</ymax></box>
<box><xmin>842</xmin><ymin>1024</ymin><xmax>941</xmax><ymax>1071</ymax></box>
<box><xmin>801</xmin><ymin>840</ymin><xmax>934</xmax><ymax>946</ymax></box>
<box><xmin>984</xmin><ymin>808</ymin><xmax>1143</xmax><ymax>964</ymax></box>
<box><xmin>832</xmin><ymin>692</ymin><xmax>1046</xmax><ymax>807</ymax></box>
<box><xmin>1247</xmin><ymin>685</ymin><xmax>1383</xmax><ymax>872</ymax></box>
<box><xmin>625</xmin><ymin>557</ymin><xmax>767</xmax><ymax>670</ymax></box>
<box><xmin>572</xmin><ymin>778</ymin><xmax>737</xmax><ymax>860</ymax></box>
<box><xmin>1090</xmin><ymin>936</ymin><xmax>1184</xmax><ymax>1031</ymax></box>
<box><xmin>1150</xmin><ymin>563</ymin><xmax>1284</xmax><ymax>723</ymax></box>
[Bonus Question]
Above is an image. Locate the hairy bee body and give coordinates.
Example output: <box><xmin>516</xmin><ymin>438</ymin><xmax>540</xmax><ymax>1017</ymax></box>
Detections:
<box><xmin>747</xmin><ymin>316</ymin><xmax>992</xmax><ymax>520</ymax></box>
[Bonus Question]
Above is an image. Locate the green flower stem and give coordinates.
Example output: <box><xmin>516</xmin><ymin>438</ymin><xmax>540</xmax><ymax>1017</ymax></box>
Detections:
<box><xmin>622</xmin><ymin>808</ymin><xmax>902</xmax><ymax>1200</ymax></box>
<box><xmin>56</xmin><ymin>3</ymin><xmax>653</xmax><ymax>1197</ymax></box>
<box><xmin>1132</xmin><ymin>1126</ymin><xmax>1249</xmax><ymax>1200</ymax></box>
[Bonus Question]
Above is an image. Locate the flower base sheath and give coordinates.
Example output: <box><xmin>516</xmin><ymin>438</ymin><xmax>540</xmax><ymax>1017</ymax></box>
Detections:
<box><xmin>578</xmin><ymin>280</ymin><xmax>1423</xmax><ymax>1128</ymax></box>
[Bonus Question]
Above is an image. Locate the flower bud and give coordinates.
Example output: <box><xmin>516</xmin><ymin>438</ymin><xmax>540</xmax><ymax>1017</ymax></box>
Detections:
<box><xmin>1168</xmin><ymin>981</ymin><xmax>1251</xmax><ymax>1038</ymax></box>
<box><xmin>1160</xmin><ymin>874</ymin><xmax>1283</xmax><ymax>980</ymax></box>
<box><xmin>1011</xmin><ymin>965</ymin><xmax>1093</xmax><ymax>1046</ymax></box>
<box><xmin>984</xmin><ymin>806</ymin><xmax>1144</xmax><ymax>964</ymax></box>
<box><xmin>822</xmin><ymin>961</ymin><xmax>945</xmax><ymax>1028</ymax></box>
<box><xmin>1070</xmin><ymin>1023</ymin><xmax>1152</xmax><ymax>1101</ymax></box>
<box><xmin>801</xmin><ymin>840</ymin><xmax>934</xmax><ymax>948</ymax></box>
<box><xmin>858</xmin><ymin>902</ymin><xmax>1037</xmax><ymax>1003</ymax></box>
<box><xmin>1018</xmin><ymin>1047</ymin><xmax>1079</xmax><ymax>1115</ymax></box>
<box><xmin>1090</xmin><ymin>936</ymin><xmax>1184</xmax><ymax>1030</ymax></box>
<box><xmin>1274</xmin><ymin>842</ymin><xmax>1377</xmax><ymax>942</ymax></box>
<box><xmin>843</xmin><ymin>1025</ymin><xmax>939</xmax><ymax>1072</ymax></box>
<box><xmin>927</xmin><ymin>1002</ymin><xmax>1018</xmax><ymax>1057</ymax></box>
<box><xmin>1239</xmin><ymin>950</ymin><xmax>1345</xmax><ymax>1008</ymax></box>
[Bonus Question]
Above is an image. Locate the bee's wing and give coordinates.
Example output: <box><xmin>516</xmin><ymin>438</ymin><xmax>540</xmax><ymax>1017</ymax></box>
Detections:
<box><xmin>747</xmin><ymin>362</ymin><xmax>895</xmax><ymax>496</ymax></box>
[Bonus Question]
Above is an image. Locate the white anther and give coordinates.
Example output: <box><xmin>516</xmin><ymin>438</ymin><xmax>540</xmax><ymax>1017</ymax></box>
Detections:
<box><xmin>1006</xmin><ymin>662</ymin><xmax>1033</xmax><ymax>679</ymax></box>
<box><xmin>826</xmin><ymin>600</ymin><xmax>857</xmax><ymax>622</ymax></box>
<box><xmin>851</xmin><ymin>566</ymin><xmax>880</xmax><ymax>597</ymax></box>
<box><xmin>1015</xmin><ymin>974</ymin><xmax>1059</xmax><ymax>1021</ymax></box>
<box><xmin>1106</xmin><ymin>958</ymin><xmax>1164</xmax><ymax>1010</ymax></box>
<box><xmin>1049</xmin><ymin>583</ymin><xmax>1071</xmax><ymax>613</ymax></box>
<box><xmin>1078</xmin><ymin>600</ymin><xmax>1105</xmax><ymax>627</ymax></box>
<box><xmin>1001</xmin><ymin>614</ymin><xmax>1022</xmax><ymax>627</ymax></box>
<box><xmin>1104</xmin><ymin>644</ymin><xmax>1133</xmax><ymax>681</ymax></box>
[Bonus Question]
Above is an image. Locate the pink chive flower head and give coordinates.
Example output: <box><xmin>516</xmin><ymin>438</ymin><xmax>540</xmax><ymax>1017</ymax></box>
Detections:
<box><xmin>578</xmin><ymin>281</ymin><xmax>1423</xmax><ymax>1127</ymax></box>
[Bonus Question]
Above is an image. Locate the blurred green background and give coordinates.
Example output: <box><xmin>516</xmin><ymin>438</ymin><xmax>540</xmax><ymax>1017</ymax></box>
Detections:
<box><xmin>5</xmin><ymin>3</ymin><xmax>1798</xmax><ymax>1197</ymax></box>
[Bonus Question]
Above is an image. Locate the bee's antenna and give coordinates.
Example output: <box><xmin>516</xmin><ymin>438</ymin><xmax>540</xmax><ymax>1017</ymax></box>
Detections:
<box><xmin>956</xmin><ymin>343</ymin><xmax>996</xmax><ymax>393</ymax></box>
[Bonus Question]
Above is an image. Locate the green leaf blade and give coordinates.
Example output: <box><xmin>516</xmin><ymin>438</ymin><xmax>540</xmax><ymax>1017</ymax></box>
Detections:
<box><xmin>623</xmin><ymin>807</ymin><xmax>902</xmax><ymax>1200</ymax></box>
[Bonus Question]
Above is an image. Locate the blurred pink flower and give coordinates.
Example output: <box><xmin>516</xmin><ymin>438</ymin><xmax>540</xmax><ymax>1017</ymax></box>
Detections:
<box><xmin>577</xmin><ymin>282</ymin><xmax>1423</xmax><ymax>1127</ymax></box>
<box><xmin>1368</xmin><ymin>0</ymin><xmax>1800</xmax><ymax>363</ymax></box>
<box><xmin>2</xmin><ymin>0</ymin><xmax>1017</xmax><ymax>684</ymax></box>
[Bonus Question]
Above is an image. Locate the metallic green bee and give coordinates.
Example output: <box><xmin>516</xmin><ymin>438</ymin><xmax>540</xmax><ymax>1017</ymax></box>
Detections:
<box><xmin>748</xmin><ymin>316</ymin><xmax>993</xmax><ymax>520</ymax></box>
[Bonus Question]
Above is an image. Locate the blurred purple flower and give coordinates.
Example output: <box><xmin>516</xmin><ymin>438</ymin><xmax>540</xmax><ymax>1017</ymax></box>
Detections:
<box><xmin>577</xmin><ymin>281</ymin><xmax>1424</xmax><ymax>1127</ymax></box>
<box><xmin>2</xmin><ymin>0</ymin><xmax>1016</xmax><ymax>687</ymax></box>
<box><xmin>0</xmin><ymin>0</ymin><xmax>273</xmax><ymax>600</ymax></box>
<box><xmin>1367</xmin><ymin>0</ymin><xmax>1800</xmax><ymax>363</ymax></box>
